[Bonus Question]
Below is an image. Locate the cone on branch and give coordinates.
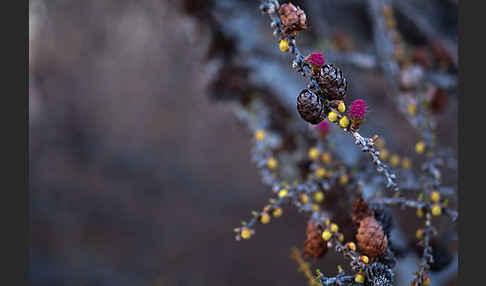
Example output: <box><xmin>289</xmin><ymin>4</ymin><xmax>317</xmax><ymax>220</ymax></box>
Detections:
<box><xmin>297</xmin><ymin>89</ymin><xmax>325</xmax><ymax>124</ymax></box>
<box><xmin>304</xmin><ymin>222</ymin><xmax>327</xmax><ymax>259</ymax></box>
<box><xmin>316</xmin><ymin>64</ymin><xmax>348</xmax><ymax>101</ymax></box>
<box><xmin>356</xmin><ymin>216</ymin><xmax>388</xmax><ymax>259</ymax></box>
<box><xmin>278</xmin><ymin>3</ymin><xmax>307</xmax><ymax>36</ymax></box>
<box><xmin>366</xmin><ymin>262</ymin><xmax>394</xmax><ymax>286</ymax></box>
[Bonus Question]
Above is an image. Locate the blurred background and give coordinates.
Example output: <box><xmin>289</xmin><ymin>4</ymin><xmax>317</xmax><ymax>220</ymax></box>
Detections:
<box><xmin>29</xmin><ymin>0</ymin><xmax>457</xmax><ymax>285</ymax></box>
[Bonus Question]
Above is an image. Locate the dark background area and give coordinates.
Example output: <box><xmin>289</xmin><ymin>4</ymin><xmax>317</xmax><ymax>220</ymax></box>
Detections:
<box><xmin>29</xmin><ymin>0</ymin><xmax>457</xmax><ymax>285</ymax></box>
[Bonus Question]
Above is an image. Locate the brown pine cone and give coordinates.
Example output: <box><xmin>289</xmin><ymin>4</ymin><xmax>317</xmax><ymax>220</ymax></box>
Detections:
<box><xmin>297</xmin><ymin>89</ymin><xmax>325</xmax><ymax>124</ymax></box>
<box><xmin>278</xmin><ymin>3</ymin><xmax>307</xmax><ymax>36</ymax></box>
<box><xmin>351</xmin><ymin>197</ymin><xmax>373</xmax><ymax>225</ymax></box>
<box><xmin>303</xmin><ymin>222</ymin><xmax>327</xmax><ymax>259</ymax></box>
<box><xmin>316</xmin><ymin>64</ymin><xmax>348</xmax><ymax>101</ymax></box>
<box><xmin>356</xmin><ymin>216</ymin><xmax>388</xmax><ymax>259</ymax></box>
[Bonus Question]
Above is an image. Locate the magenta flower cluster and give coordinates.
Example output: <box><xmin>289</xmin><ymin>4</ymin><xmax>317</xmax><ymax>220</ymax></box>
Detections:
<box><xmin>307</xmin><ymin>52</ymin><xmax>325</xmax><ymax>67</ymax></box>
<box><xmin>350</xmin><ymin>99</ymin><xmax>367</xmax><ymax>121</ymax></box>
<box><xmin>316</xmin><ymin>119</ymin><xmax>330</xmax><ymax>134</ymax></box>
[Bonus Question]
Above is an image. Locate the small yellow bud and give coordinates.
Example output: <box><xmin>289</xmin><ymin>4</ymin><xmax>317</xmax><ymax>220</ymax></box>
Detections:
<box><xmin>355</xmin><ymin>273</ymin><xmax>365</xmax><ymax>284</ymax></box>
<box><xmin>430</xmin><ymin>191</ymin><xmax>440</xmax><ymax>203</ymax></box>
<box><xmin>260</xmin><ymin>213</ymin><xmax>271</xmax><ymax>224</ymax></box>
<box><xmin>339</xmin><ymin>174</ymin><xmax>349</xmax><ymax>185</ymax></box>
<box><xmin>416</xmin><ymin>208</ymin><xmax>424</xmax><ymax>218</ymax></box>
<box><xmin>278</xmin><ymin>189</ymin><xmax>288</xmax><ymax>198</ymax></box>
<box><xmin>338</xmin><ymin>101</ymin><xmax>346</xmax><ymax>113</ymax></box>
<box><xmin>279</xmin><ymin>39</ymin><xmax>289</xmax><ymax>52</ymax></box>
<box><xmin>273</xmin><ymin>207</ymin><xmax>283</xmax><ymax>218</ymax></box>
<box><xmin>328</xmin><ymin>111</ymin><xmax>338</xmax><ymax>122</ymax></box>
<box><xmin>337</xmin><ymin>265</ymin><xmax>343</xmax><ymax>273</ymax></box>
<box><xmin>416</xmin><ymin>228</ymin><xmax>424</xmax><ymax>239</ymax></box>
<box><xmin>255</xmin><ymin>129</ymin><xmax>266</xmax><ymax>141</ymax></box>
<box><xmin>401</xmin><ymin>157</ymin><xmax>411</xmax><ymax>169</ymax></box>
<box><xmin>267</xmin><ymin>157</ymin><xmax>278</xmax><ymax>170</ymax></box>
<box><xmin>390</xmin><ymin>154</ymin><xmax>400</xmax><ymax>167</ymax></box>
<box><xmin>415</xmin><ymin>141</ymin><xmax>426</xmax><ymax>154</ymax></box>
<box><xmin>360</xmin><ymin>256</ymin><xmax>369</xmax><ymax>264</ymax></box>
<box><xmin>322</xmin><ymin>230</ymin><xmax>333</xmax><ymax>241</ymax></box>
<box><xmin>379</xmin><ymin>149</ymin><xmax>389</xmax><ymax>161</ymax></box>
<box><xmin>314</xmin><ymin>191</ymin><xmax>325</xmax><ymax>203</ymax></box>
<box><xmin>308</xmin><ymin>147</ymin><xmax>320</xmax><ymax>160</ymax></box>
<box><xmin>323</xmin><ymin>218</ymin><xmax>330</xmax><ymax>226</ymax></box>
<box><xmin>241</xmin><ymin>228</ymin><xmax>252</xmax><ymax>239</ymax></box>
<box><xmin>315</xmin><ymin>168</ymin><xmax>326</xmax><ymax>179</ymax></box>
<box><xmin>407</xmin><ymin>103</ymin><xmax>417</xmax><ymax>115</ymax></box>
<box><xmin>330</xmin><ymin>223</ymin><xmax>339</xmax><ymax>233</ymax></box>
<box><xmin>431</xmin><ymin>204</ymin><xmax>442</xmax><ymax>216</ymax></box>
<box><xmin>321</xmin><ymin>152</ymin><xmax>332</xmax><ymax>164</ymax></box>
<box><xmin>339</xmin><ymin>116</ymin><xmax>350</xmax><ymax>128</ymax></box>
<box><xmin>300</xmin><ymin>194</ymin><xmax>309</xmax><ymax>204</ymax></box>
<box><xmin>311</xmin><ymin>204</ymin><xmax>320</xmax><ymax>212</ymax></box>
<box><xmin>347</xmin><ymin>242</ymin><xmax>357</xmax><ymax>251</ymax></box>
